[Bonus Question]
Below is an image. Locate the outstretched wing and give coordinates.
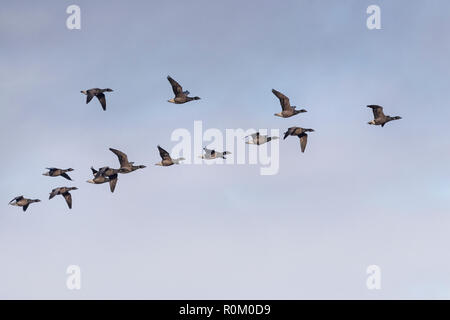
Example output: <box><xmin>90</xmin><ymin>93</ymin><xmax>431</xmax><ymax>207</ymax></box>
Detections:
<box><xmin>60</xmin><ymin>172</ymin><xmax>72</xmax><ymax>181</ymax></box>
<box><xmin>367</xmin><ymin>105</ymin><xmax>385</xmax><ymax>119</ymax></box>
<box><xmin>86</xmin><ymin>90</ymin><xmax>95</xmax><ymax>104</ymax></box>
<box><xmin>167</xmin><ymin>76</ymin><xmax>184</xmax><ymax>97</ymax></box>
<box><xmin>298</xmin><ymin>133</ymin><xmax>308</xmax><ymax>153</ymax></box>
<box><xmin>109</xmin><ymin>148</ymin><xmax>130</xmax><ymax>167</ymax></box>
<box><xmin>158</xmin><ymin>145</ymin><xmax>172</xmax><ymax>161</ymax></box>
<box><xmin>96</xmin><ymin>93</ymin><xmax>107</xmax><ymax>111</ymax></box>
<box><xmin>272</xmin><ymin>89</ymin><xmax>291</xmax><ymax>111</ymax></box>
<box><xmin>203</xmin><ymin>147</ymin><xmax>215</xmax><ymax>156</ymax></box>
<box><xmin>63</xmin><ymin>192</ymin><xmax>73</xmax><ymax>209</ymax></box>
<box><xmin>91</xmin><ymin>167</ymin><xmax>98</xmax><ymax>176</ymax></box>
<box><xmin>23</xmin><ymin>204</ymin><xmax>29</xmax><ymax>212</ymax></box>
<box><xmin>109</xmin><ymin>174</ymin><xmax>118</xmax><ymax>193</ymax></box>
<box><xmin>49</xmin><ymin>189</ymin><xmax>59</xmax><ymax>199</ymax></box>
<box><xmin>10</xmin><ymin>195</ymin><xmax>23</xmax><ymax>203</ymax></box>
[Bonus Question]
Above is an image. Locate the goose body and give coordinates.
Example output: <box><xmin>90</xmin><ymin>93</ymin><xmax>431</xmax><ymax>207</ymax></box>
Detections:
<box><xmin>245</xmin><ymin>132</ymin><xmax>279</xmax><ymax>145</ymax></box>
<box><xmin>43</xmin><ymin>167</ymin><xmax>74</xmax><ymax>181</ymax></box>
<box><xmin>80</xmin><ymin>88</ymin><xmax>113</xmax><ymax>111</ymax></box>
<box><xmin>155</xmin><ymin>145</ymin><xmax>185</xmax><ymax>166</ymax></box>
<box><xmin>367</xmin><ymin>105</ymin><xmax>402</xmax><ymax>127</ymax></box>
<box><xmin>272</xmin><ymin>89</ymin><xmax>307</xmax><ymax>118</ymax></box>
<box><xmin>9</xmin><ymin>196</ymin><xmax>41</xmax><ymax>212</ymax></box>
<box><xmin>88</xmin><ymin>166</ymin><xmax>119</xmax><ymax>193</ymax></box>
<box><xmin>283</xmin><ymin>127</ymin><xmax>315</xmax><ymax>153</ymax></box>
<box><xmin>49</xmin><ymin>187</ymin><xmax>78</xmax><ymax>209</ymax></box>
<box><xmin>201</xmin><ymin>147</ymin><xmax>231</xmax><ymax>160</ymax></box>
<box><xmin>109</xmin><ymin>148</ymin><xmax>146</xmax><ymax>173</ymax></box>
<box><xmin>167</xmin><ymin>76</ymin><xmax>200</xmax><ymax>104</ymax></box>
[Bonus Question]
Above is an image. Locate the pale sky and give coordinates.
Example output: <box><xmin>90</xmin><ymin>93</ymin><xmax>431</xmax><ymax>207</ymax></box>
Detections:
<box><xmin>1</xmin><ymin>0</ymin><xmax>450</xmax><ymax>299</ymax></box>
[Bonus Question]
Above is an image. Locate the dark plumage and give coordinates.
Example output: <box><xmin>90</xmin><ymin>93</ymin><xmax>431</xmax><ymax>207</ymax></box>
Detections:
<box><xmin>88</xmin><ymin>166</ymin><xmax>119</xmax><ymax>193</ymax></box>
<box><xmin>9</xmin><ymin>196</ymin><xmax>41</xmax><ymax>212</ymax></box>
<box><xmin>167</xmin><ymin>76</ymin><xmax>200</xmax><ymax>104</ymax></box>
<box><xmin>43</xmin><ymin>168</ymin><xmax>74</xmax><ymax>181</ymax></box>
<box><xmin>367</xmin><ymin>105</ymin><xmax>402</xmax><ymax>127</ymax></box>
<box><xmin>49</xmin><ymin>187</ymin><xmax>78</xmax><ymax>209</ymax></box>
<box><xmin>109</xmin><ymin>148</ymin><xmax>146</xmax><ymax>173</ymax></box>
<box><xmin>272</xmin><ymin>89</ymin><xmax>307</xmax><ymax>118</ymax></box>
<box><xmin>80</xmin><ymin>88</ymin><xmax>114</xmax><ymax>111</ymax></box>
<box><xmin>155</xmin><ymin>145</ymin><xmax>185</xmax><ymax>166</ymax></box>
<box><xmin>283</xmin><ymin>127</ymin><xmax>315</xmax><ymax>153</ymax></box>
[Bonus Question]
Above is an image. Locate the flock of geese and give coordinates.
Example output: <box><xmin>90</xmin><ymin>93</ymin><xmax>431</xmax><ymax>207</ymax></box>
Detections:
<box><xmin>8</xmin><ymin>76</ymin><xmax>402</xmax><ymax>212</ymax></box>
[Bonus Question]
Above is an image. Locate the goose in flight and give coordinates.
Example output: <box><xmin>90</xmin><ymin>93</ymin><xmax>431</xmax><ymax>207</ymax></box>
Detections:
<box><xmin>367</xmin><ymin>105</ymin><xmax>402</xmax><ymax>127</ymax></box>
<box><xmin>167</xmin><ymin>76</ymin><xmax>200</xmax><ymax>104</ymax></box>
<box><xmin>272</xmin><ymin>89</ymin><xmax>307</xmax><ymax>118</ymax></box>
<box><xmin>88</xmin><ymin>167</ymin><xmax>119</xmax><ymax>193</ymax></box>
<box><xmin>9</xmin><ymin>196</ymin><xmax>41</xmax><ymax>212</ymax></box>
<box><xmin>80</xmin><ymin>88</ymin><xmax>114</xmax><ymax>111</ymax></box>
<box><xmin>245</xmin><ymin>132</ymin><xmax>279</xmax><ymax>145</ymax></box>
<box><xmin>49</xmin><ymin>187</ymin><xmax>78</xmax><ymax>209</ymax></box>
<box><xmin>155</xmin><ymin>145</ymin><xmax>185</xmax><ymax>166</ymax></box>
<box><xmin>109</xmin><ymin>148</ymin><xmax>146</xmax><ymax>174</ymax></box>
<box><xmin>43</xmin><ymin>168</ymin><xmax>74</xmax><ymax>181</ymax></box>
<box><xmin>283</xmin><ymin>127</ymin><xmax>315</xmax><ymax>153</ymax></box>
<box><xmin>201</xmin><ymin>147</ymin><xmax>231</xmax><ymax>160</ymax></box>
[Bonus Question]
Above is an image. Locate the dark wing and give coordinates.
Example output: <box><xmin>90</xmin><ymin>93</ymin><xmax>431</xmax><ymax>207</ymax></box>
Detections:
<box><xmin>272</xmin><ymin>89</ymin><xmax>291</xmax><ymax>111</ymax></box>
<box><xmin>96</xmin><ymin>93</ymin><xmax>106</xmax><ymax>111</ymax></box>
<box><xmin>167</xmin><ymin>76</ymin><xmax>184</xmax><ymax>97</ymax></box>
<box><xmin>158</xmin><ymin>145</ymin><xmax>171</xmax><ymax>161</ymax></box>
<box><xmin>109</xmin><ymin>148</ymin><xmax>130</xmax><ymax>167</ymax></box>
<box><xmin>91</xmin><ymin>167</ymin><xmax>98</xmax><ymax>176</ymax></box>
<box><xmin>86</xmin><ymin>90</ymin><xmax>95</xmax><ymax>104</ymax></box>
<box><xmin>60</xmin><ymin>172</ymin><xmax>72</xmax><ymax>181</ymax></box>
<box><xmin>203</xmin><ymin>148</ymin><xmax>214</xmax><ymax>156</ymax></box>
<box><xmin>63</xmin><ymin>192</ymin><xmax>72</xmax><ymax>209</ymax></box>
<box><xmin>298</xmin><ymin>133</ymin><xmax>308</xmax><ymax>153</ymax></box>
<box><xmin>23</xmin><ymin>204</ymin><xmax>29</xmax><ymax>212</ymax></box>
<box><xmin>109</xmin><ymin>174</ymin><xmax>118</xmax><ymax>193</ymax></box>
<box><xmin>49</xmin><ymin>189</ymin><xmax>58</xmax><ymax>199</ymax></box>
<box><xmin>248</xmin><ymin>132</ymin><xmax>260</xmax><ymax>139</ymax></box>
<box><xmin>10</xmin><ymin>195</ymin><xmax>24</xmax><ymax>203</ymax></box>
<box><xmin>367</xmin><ymin>105</ymin><xmax>385</xmax><ymax>119</ymax></box>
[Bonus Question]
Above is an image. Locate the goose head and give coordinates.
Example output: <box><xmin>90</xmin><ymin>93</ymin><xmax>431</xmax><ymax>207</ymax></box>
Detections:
<box><xmin>80</xmin><ymin>90</ymin><xmax>87</xmax><ymax>95</ymax></box>
<box><xmin>168</xmin><ymin>98</ymin><xmax>175</xmax><ymax>103</ymax></box>
<box><xmin>368</xmin><ymin>120</ymin><xmax>376</xmax><ymax>125</ymax></box>
<box><xmin>274</xmin><ymin>112</ymin><xmax>283</xmax><ymax>117</ymax></box>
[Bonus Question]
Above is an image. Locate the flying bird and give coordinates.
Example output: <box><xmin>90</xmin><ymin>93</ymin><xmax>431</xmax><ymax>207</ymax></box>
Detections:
<box><xmin>272</xmin><ymin>89</ymin><xmax>307</xmax><ymax>118</ymax></box>
<box><xmin>49</xmin><ymin>187</ymin><xmax>78</xmax><ymax>209</ymax></box>
<box><xmin>155</xmin><ymin>145</ymin><xmax>185</xmax><ymax>166</ymax></box>
<box><xmin>88</xmin><ymin>167</ymin><xmax>119</xmax><ymax>193</ymax></box>
<box><xmin>167</xmin><ymin>76</ymin><xmax>200</xmax><ymax>104</ymax></box>
<box><xmin>9</xmin><ymin>196</ymin><xmax>40</xmax><ymax>212</ymax></box>
<box><xmin>80</xmin><ymin>88</ymin><xmax>114</xmax><ymax>111</ymax></box>
<box><xmin>283</xmin><ymin>127</ymin><xmax>315</xmax><ymax>153</ymax></box>
<box><xmin>43</xmin><ymin>168</ymin><xmax>74</xmax><ymax>181</ymax></box>
<box><xmin>367</xmin><ymin>105</ymin><xmax>402</xmax><ymax>127</ymax></box>
<box><xmin>109</xmin><ymin>148</ymin><xmax>146</xmax><ymax>173</ymax></box>
<box><xmin>245</xmin><ymin>132</ymin><xmax>279</xmax><ymax>145</ymax></box>
<box><xmin>201</xmin><ymin>147</ymin><xmax>231</xmax><ymax>160</ymax></box>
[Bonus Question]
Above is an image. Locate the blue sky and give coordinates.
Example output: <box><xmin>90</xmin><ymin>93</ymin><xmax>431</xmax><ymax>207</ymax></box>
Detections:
<box><xmin>1</xmin><ymin>0</ymin><xmax>450</xmax><ymax>299</ymax></box>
